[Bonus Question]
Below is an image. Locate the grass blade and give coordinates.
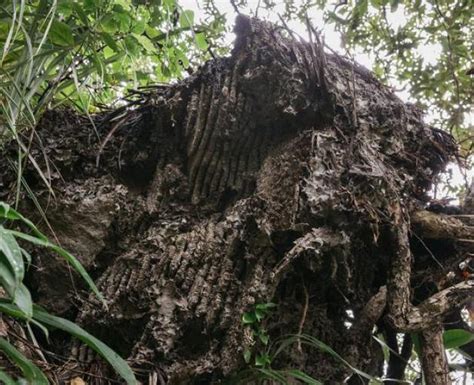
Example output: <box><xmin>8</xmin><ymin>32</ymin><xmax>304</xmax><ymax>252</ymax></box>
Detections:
<box><xmin>6</xmin><ymin>229</ymin><xmax>105</xmax><ymax>305</ymax></box>
<box><xmin>443</xmin><ymin>329</ymin><xmax>474</xmax><ymax>349</ymax></box>
<box><xmin>285</xmin><ymin>369</ymin><xmax>323</xmax><ymax>385</ymax></box>
<box><xmin>0</xmin><ymin>368</ymin><xmax>17</xmax><ymax>385</ymax></box>
<box><xmin>0</xmin><ymin>336</ymin><xmax>49</xmax><ymax>385</ymax></box>
<box><xmin>14</xmin><ymin>283</ymin><xmax>33</xmax><ymax>319</ymax></box>
<box><xmin>33</xmin><ymin>308</ymin><xmax>137</xmax><ymax>385</ymax></box>
<box><xmin>257</xmin><ymin>369</ymin><xmax>288</xmax><ymax>384</ymax></box>
<box><xmin>0</xmin><ymin>202</ymin><xmax>46</xmax><ymax>240</ymax></box>
<box><xmin>0</xmin><ymin>225</ymin><xmax>25</xmax><ymax>283</ymax></box>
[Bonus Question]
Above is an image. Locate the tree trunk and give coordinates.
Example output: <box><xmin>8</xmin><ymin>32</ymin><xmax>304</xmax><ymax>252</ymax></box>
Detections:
<box><xmin>1</xmin><ymin>15</ymin><xmax>472</xmax><ymax>385</ymax></box>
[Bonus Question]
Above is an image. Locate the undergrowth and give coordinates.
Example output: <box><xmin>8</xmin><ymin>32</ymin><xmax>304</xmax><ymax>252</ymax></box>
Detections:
<box><xmin>0</xmin><ymin>202</ymin><xmax>137</xmax><ymax>384</ymax></box>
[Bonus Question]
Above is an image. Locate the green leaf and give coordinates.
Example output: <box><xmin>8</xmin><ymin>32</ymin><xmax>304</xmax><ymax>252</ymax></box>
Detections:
<box><xmin>100</xmin><ymin>15</ymin><xmax>117</xmax><ymax>33</ymax></box>
<box><xmin>0</xmin><ymin>337</ymin><xmax>48</xmax><ymax>385</ymax></box>
<box><xmin>257</xmin><ymin>369</ymin><xmax>287</xmax><ymax>383</ymax></box>
<box><xmin>274</xmin><ymin>334</ymin><xmax>380</xmax><ymax>382</ymax></box>
<box><xmin>179</xmin><ymin>10</ymin><xmax>194</xmax><ymax>29</ymax></box>
<box><xmin>195</xmin><ymin>33</ymin><xmax>208</xmax><ymax>51</ymax></box>
<box><xmin>242</xmin><ymin>312</ymin><xmax>257</xmax><ymax>324</ymax></box>
<box><xmin>145</xmin><ymin>25</ymin><xmax>160</xmax><ymax>39</ymax></box>
<box><xmin>124</xmin><ymin>36</ymin><xmax>140</xmax><ymax>57</ymax></box>
<box><xmin>0</xmin><ymin>369</ymin><xmax>16</xmax><ymax>385</ymax></box>
<box><xmin>255</xmin><ymin>308</ymin><xmax>265</xmax><ymax>322</ymax></box>
<box><xmin>258</xmin><ymin>332</ymin><xmax>269</xmax><ymax>345</ymax></box>
<box><xmin>163</xmin><ymin>0</ymin><xmax>176</xmax><ymax>9</ymax></box>
<box><xmin>33</xmin><ymin>308</ymin><xmax>137</xmax><ymax>385</ymax></box>
<box><xmin>243</xmin><ymin>349</ymin><xmax>252</xmax><ymax>363</ymax></box>
<box><xmin>21</xmin><ymin>248</ymin><xmax>32</xmax><ymax>267</ymax></box>
<box><xmin>72</xmin><ymin>3</ymin><xmax>89</xmax><ymax>26</ymax></box>
<box><xmin>255</xmin><ymin>303</ymin><xmax>276</xmax><ymax>311</ymax></box>
<box><xmin>57</xmin><ymin>1</ymin><xmax>73</xmax><ymax>18</ymax></box>
<box><xmin>49</xmin><ymin>21</ymin><xmax>74</xmax><ymax>47</ymax></box>
<box><xmin>84</xmin><ymin>0</ymin><xmax>96</xmax><ymax>12</ymax></box>
<box><xmin>0</xmin><ymin>202</ymin><xmax>18</xmax><ymax>220</ymax></box>
<box><xmin>351</xmin><ymin>0</ymin><xmax>368</xmax><ymax>29</ymax></box>
<box><xmin>131</xmin><ymin>19</ymin><xmax>146</xmax><ymax>35</ymax></box>
<box><xmin>118</xmin><ymin>15</ymin><xmax>132</xmax><ymax>32</ymax></box>
<box><xmin>0</xmin><ymin>301</ymin><xmax>29</xmax><ymax>319</ymax></box>
<box><xmin>133</xmin><ymin>34</ymin><xmax>155</xmax><ymax>52</ymax></box>
<box><xmin>0</xmin><ymin>257</ymin><xmax>17</xmax><ymax>296</ymax></box>
<box><xmin>7</xmin><ymin>230</ymin><xmax>105</xmax><ymax>306</ymax></box>
<box><xmin>0</xmin><ymin>203</ymin><xmax>45</xmax><ymax>241</ymax></box>
<box><xmin>14</xmin><ymin>283</ymin><xmax>33</xmax><ymax>319</ymax></box>
<box><xmin>285</xmin><ymin>369</ymin><xmax>323</xmax><ymax>385</ymax></box>
<box><xmin>101</xmin><ymin>32</ymin><xmax>119</xmax><ymax>52</ymax></box>
<box><xmin>411</xmin><ymin>332</ymin><xmax>422</xmax><ymax>357</ymax></box>
<box><xmin>443</xmin><ymin>329</ymin><xmax>474</xmax><ymax>349</ymax></box>
<box><xmin>255</xmin><ymin>353</ymin><xmax>271</xmax><ymax>367</ymax></box>
<box><xmin>0</xmin><ymin>225</ymin><xmax>24</xmax><ymax>283</ymax></box>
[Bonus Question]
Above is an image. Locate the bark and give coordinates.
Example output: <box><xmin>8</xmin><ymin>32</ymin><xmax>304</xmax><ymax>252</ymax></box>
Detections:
<box><xmin>0</xmin><ymin>15</ymin><xmax>472</xmax><ymax>384</ymax></box>
<box><xmin>420</xmin><ymin>326</ymin><xmax>451</xmax><ymax>385</ymax></box>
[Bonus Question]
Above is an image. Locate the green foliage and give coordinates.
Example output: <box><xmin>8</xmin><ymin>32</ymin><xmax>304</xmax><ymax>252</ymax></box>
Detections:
<box><xmin>1</xmin><ymin>1</ymin><xmax>472</xmax><ymax>382</ymax></box>
<box><xmin>323</xmin><ymin>0</ymin><xmax>472</xmax><ymax>157</ymax></box>
<box><xmin>0</xmin><ymin>203</ymin><xmax>137</xmax><ymax>384</ymax></box>
<box><xmin>239</xmin><ymin>303</ymin><xmax>381</xmax><ymax>384</ymax></box>
<box><xmin>0</xmin><ymin>337</ymin><xmax>49</xmax><ymax>385</ymax></box>
<box><xmin>443</xmin><ymin>328</ymin><xmax>474</xmax><ymax>349</ymax></box>
<box><xmin>0</xmin><ymin>202</ymin><xmax>103</xmax><ymax>305</ymax></box>
<box><xmin>412</xmin><ymin>328</ymin><xmax>474</xmax><ymax>356</ymax></box>
<box><xmin>273</xmin><ymin>334</ymin><xmax>382</xmax><ymax>383</ymax></box>
<box><xmin>0</xmin><ymin>302</ymin><xmax>137</xmax><ymax>385</ymax></box>
<box><xmin>33</xmin><ymin>308</ymin><xmax>136</xmax><ymax>384</ymax></box>
<box><xmin>3</xmin><ymin>0</ymin><xmax>470</xmax><ymax>194</ymax></box>
<box><xmin>221</xmin><ymin>0</ymin><xmax>473</xmax><ymax>162</ymax></box>
<box><xmin>0</xmin><ymin>0</ymin><xmax>225</xmax><ymax>203</ymax></box>
<box><xmin>0</xmin><ymin>0</ymin><xmax>219</xmax><ymax>120</ymax></box>
<box><xmin>241</xmin><ymin>302</ymin><xmax>276</xmax><ymax>366</ymax></box>
<box><xmin>235</xmin><ymin>325</ymin><xmax>386</xmax><ymax>384</ymax></box>
<box><xmin>234</xmin><ymin>368</ymin><xmax>323</xmax><ymax>385</ymax></box>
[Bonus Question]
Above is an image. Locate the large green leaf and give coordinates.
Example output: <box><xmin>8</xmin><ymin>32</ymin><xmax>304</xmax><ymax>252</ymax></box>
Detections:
<box><xmin>6</xmin><ymin>229</ymin><xmax>105</xmax><ymax>306</ymax></box>
<box><xmin>195</xmin><ymin>33</ymin><xmax>208</xmax><ymax>51</ymax></box>
<box><xmin>72</xmin><ymin>3</ymin><xmax>89</xmax><ymax>26</ymax></box>
<box><xmin>49</xmin><ymin>20</ymin><xmax>74</xmax><ymax>47</ymax></box>
<box><xmin>443</xmin><ymin>329</ymin><xmax>474</xmax><ymax>350</ymax></box>
<box><xmin>0</xmin><ymin>302</ymin><xmax>136</xmax><ymax>384</ymax></box>
<box><xmin>0</xmin><ymin>225</ymin><xmax>24</xmax><ymax>283</ymax></box>
<box><xmin>0</xmin><ymin>337</ymin><xmax>49</xmax><ymax>385</ymax></box>
<box><xmin>0</xmin><ymin>202</ymin><xmax>45</xmax><ymax>240</ymax></box>
<box><xmin>179</xmin><ymin>10</ymin><xmax>194</xmax><ymax>28</ymax></box>
<box><xmin>133</xmin><ymin>33</ymin><xmax>155</xmax><ymax>52</ymax></box>
<box><xmin>285</xmin><ymin>369</ymin><xmax>323</xmax><ymax>385</ymax></box>
<box><xmin>14</xmin><ymin>283</ymin><xmax>33</xmax><ymax>319</ymax></box>
<box><xmin>33</xmin><ymin>308</ymin><xmax>137</xmax><ymax>385</ymax></box>
<box><xmin>257</xmin><ymin>369</ymin><xmax>288</xmax><ymax>384</ymax></box>
<box><xmin>411</xmin><ymin>332</ymin><xmax>422</xmax><ymax>357</ymax></box>
<box><xmin>273</xmin><ymin>334</ymin><xmax>380</xmax><ymax>382</ymax></box>
<box><xmin>0</xmin><ymin>257</ymin><xmax>18</xmax><ymax>296</ymax></box>
<box><xmin>0</xmin><ymin>369</ymin><xmax>17</xmax><ymax>385</ymax></box>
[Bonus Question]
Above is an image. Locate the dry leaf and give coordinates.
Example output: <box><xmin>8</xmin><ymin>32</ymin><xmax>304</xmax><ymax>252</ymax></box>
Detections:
<box><xmin>70</xmin><ymin>378</ymin><xmax>87</xmax><ymax>385</ymax></box>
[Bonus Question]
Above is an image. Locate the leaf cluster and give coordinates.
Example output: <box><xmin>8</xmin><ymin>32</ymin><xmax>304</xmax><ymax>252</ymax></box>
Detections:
<box><xmin>0</xmin><ymin>202</ymin><xmax>137</xmax><ymax>384</ymax></box>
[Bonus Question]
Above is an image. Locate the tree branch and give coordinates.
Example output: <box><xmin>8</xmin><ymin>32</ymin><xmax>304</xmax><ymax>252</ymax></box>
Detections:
<box><xmin>420</xmin><ymin>325</ymin><xmax>451</xmax><ymax>385</ymax></box>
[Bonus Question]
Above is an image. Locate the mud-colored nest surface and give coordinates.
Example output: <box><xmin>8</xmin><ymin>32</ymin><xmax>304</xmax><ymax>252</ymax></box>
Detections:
<box><xmin>0</xmin><ymin>15</ymin><xmax>472</xmax><ymax>385</ymax></box>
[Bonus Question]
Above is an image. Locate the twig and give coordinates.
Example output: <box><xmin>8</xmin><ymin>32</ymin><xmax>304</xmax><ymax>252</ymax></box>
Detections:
<box><xmin>95</xmin><ymin>114</ymin><xmax>130</xmax><ymax>168</ymax></box>
<box><xmin>230</xmin><ymin>0</ymin><xmax>241</xmax><ymax>15</ymax></box>
<box><xmin>297</xmin><ymin>278</ymin><xmax>309</xmax><ymax>353</ymax></box>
